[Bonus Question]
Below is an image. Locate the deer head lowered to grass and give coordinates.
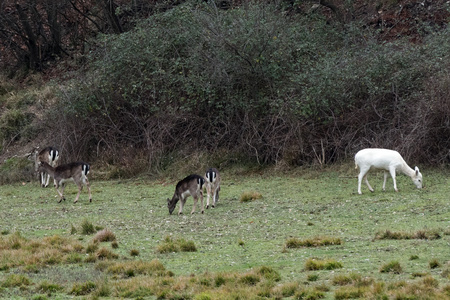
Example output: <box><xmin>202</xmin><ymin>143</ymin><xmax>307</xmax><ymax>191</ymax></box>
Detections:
<box><xmin>354</xmin><ymin>148</ymin><xmax>423</xmax><ymax>194</ymax></box>
<box><xmin>38</xmin><ymin>161</ymin><xmax>92</xmax><ymax>203</ymax></box>
<box><xmin>167</xmin><ymin>174</ymin><xmax>205</xmax><ymax>215</ymax></box>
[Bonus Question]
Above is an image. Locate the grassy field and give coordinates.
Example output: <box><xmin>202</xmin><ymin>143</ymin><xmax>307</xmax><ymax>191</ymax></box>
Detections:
<box><xmin>0</xmin><ymin>165</ymin><xmax>449</xmax><ymax>299</ymax></box>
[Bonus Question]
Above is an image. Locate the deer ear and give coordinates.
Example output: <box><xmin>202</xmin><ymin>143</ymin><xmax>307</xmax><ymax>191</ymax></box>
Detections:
<box><xmin>415</xmin><ymin>166</ymin><xmax>419</xmax><ymax>175</ymax></box>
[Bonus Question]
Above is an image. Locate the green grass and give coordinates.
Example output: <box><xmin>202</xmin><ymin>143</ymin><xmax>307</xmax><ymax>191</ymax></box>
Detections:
<box><xmin>0</xmin><ymin>166</ymin><xmax>449</xmax><ymax>298</ymax></box>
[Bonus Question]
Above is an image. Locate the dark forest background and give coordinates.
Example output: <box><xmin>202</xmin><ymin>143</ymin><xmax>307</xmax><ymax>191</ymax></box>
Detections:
<box><xmin>0</xmin><ymin>0</ymin><xmax>449</xmax><ymax>180</ymax></box>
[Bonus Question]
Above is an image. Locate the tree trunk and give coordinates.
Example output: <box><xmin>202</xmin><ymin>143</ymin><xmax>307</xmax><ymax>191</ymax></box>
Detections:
<box><xmin>15</xmin><ymin>3</ymin><xmax>40</xmax><ymax>70</ymax></box>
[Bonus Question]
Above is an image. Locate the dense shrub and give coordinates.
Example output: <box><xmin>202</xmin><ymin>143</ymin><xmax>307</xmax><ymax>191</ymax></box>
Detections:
<box><xmin>50</xmin><ymin>1</ymin><xmax>450</xmax><ymax>169</ymax></box>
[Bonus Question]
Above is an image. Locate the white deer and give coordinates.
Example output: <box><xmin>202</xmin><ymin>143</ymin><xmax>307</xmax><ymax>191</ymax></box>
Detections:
<box><xmin>205</xmin><ymin>167</ymin><xmax>221</xmax><ymax>209</ymax></box>
<box><xmin>33</xmin><ymin>146</ymin><xmax>60</xmax><ymax>187</ymax></box>
<box><xmin>354</xmin><ymin>148</ymin><xmax>423</xmax><ymax>194</ymax></box>
<box><xmin>167</xmin><ymin>174</ymin><xmax>205</xmax><ymax>215</ymax></box>
<box><xmin>38</xmin><ymin>161</ymin><xmax>92</xmax><ymax>203</ymax></box>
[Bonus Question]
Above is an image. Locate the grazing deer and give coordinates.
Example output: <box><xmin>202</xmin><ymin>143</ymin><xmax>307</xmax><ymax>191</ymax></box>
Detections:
<box><xmin>38</xmin><ymin>161</ymin><xmax>92</xmax><ymax>203</ymax></box>
<box><xmin>205</xmin><ymin>167</ymin><xmax>221</xmax><ymax>209</ymax></box>
<box><xmin>167</xmin><ymin>175</ymin><xmax>205</xmax><ymax>215</ymax></box>
<box><xmin>355</xmin><ymin>148</ymin><xmax>423</xmax><ymax>194</ymax></box>
<box><xmin>33</xmin><ymin>147</ymin><xmax>60</xmax><ymax>187</ymax></box>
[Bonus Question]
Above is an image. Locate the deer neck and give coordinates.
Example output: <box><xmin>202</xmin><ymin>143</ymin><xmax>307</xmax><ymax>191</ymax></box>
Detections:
<box><xmin>400</xmin><ymin>162</ymin><xmax>415</xmax><ymax>178</ymax></box>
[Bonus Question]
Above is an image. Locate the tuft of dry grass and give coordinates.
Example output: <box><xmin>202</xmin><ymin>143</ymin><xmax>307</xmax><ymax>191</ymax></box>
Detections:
<box><xmin>305</xmin><ymin>258</ymin><xmax>343</xmax><ymax>271</ymax></box>
<box><xmin>374</xmin><ymin>229</ymin><xmax>441</xmax><ymax>240</ymax></box>
<box><xmin>93</xmin><ymin>229</ymin><xmax>116</xmax><ymax>243</ymax></box>
<box><xmin>106</xmin><ymin>259</ymin><xmax>166</xmax><ymax>277</ymax></box>
<box><xmin>96</xmin><ymin>247</ymin><xmax>119</xmax><ymax>260</ymax></box>
<box><xmin>429</xmin><ymin>259</ymin><xmax>441</xmax><ymax>269</ymax></box>
<box><xmin>332</xmin><ymin>273</ymin><xmax>373</xmax><ymax>287</ymax></box>
<box><xmin>86</xmin><ymin>242</ymin><xmax>99</xmax><ymax>254</ymax></box>
<box><xmin>273</xmin><ymin>282</ymin><xmax>300</xmax><ymax>297</ymax></box>
<box><xmin>286</xmin><ymin>236</ymin><xmax>342</xmax><ymax>248</ymax></box>
<box><xmin>130</xmin><ymin>249</ymin><xmax>140</xmax><ymax>256</ymax></box>
<box><xmin>294</xmin><ymin>287</ymin><xmax>326</xmax><ymax>300</ymax></box>
<box><xmin>156</xmin><ymin>236</ymin><xmax>197</xmax><ymax>253</ymax></box>
<box><xmin>37</xmin><ymin>280</ymin><xmax>64</xmax><ymax>293</ymax></box>
<box><xmin>334</xmin><ymin>286</ymin><xmax>367</xmax><ymax>299</ymax></box>
<box><xmin>1</xmin><ymin>274</ymin><xmax>31</xmax><ymax>288</ymax></box>
<box><xmin>81</xmin><ymin>219</ymin><xmax>96</xmax><ymax>235</ymax></box>
<box><xmin>380</xmin><ymin>261</ymin><xmax>402</xmax><ymax>274</ymax></box>
<box><xmin>239</xmin><ymin>191</ymin><xmax>262</xmax><ymax>202</ymax></box>
<box><xmin>0</xmin><ymin>233</ymin><xmax>90</xmax><ymax>268</ymax></box>
<box><xmin>388</xmin><ymin>276</ymin><xmax>447</xmax><ymax>299</ymax></box>
<box><xmin>70</xmin><ymin>281</ymin><xmax>96</xmax><ymax>296</ymax></box>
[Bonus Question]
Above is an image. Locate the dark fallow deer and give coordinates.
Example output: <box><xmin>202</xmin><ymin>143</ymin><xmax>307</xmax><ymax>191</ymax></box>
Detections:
<box><xmin>38</xmin><ymin>161</ymin><xmax>92</xmax><ymax>203</ymax></box>
<box><xmin>205</xmin><ymin>167</ymin><xmax>221</xmax><ymax>209</ymax></box>
<box><xmin>34</xmin><ymin>146</ymin><xmax>60</xmax><ymax>187</ymax></box>
<box><xmin>167</xmin><ymin>174</ymin><xmax>205</xmax><ymax>215</ymax></box>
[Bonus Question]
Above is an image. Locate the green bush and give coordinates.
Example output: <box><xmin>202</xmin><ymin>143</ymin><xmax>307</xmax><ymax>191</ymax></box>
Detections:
<box><xmin>0</xmin><ymin>157</ymin><xmax>35</xmax><ymax>185</ymax></box>
<box><xmin>52</xmin><ymin>1</ymin><xmax>450</xmax><ymax>169</ymax></box>
<box><xmin>0</xmin><ymin>109</ymin><xmax>34</xmax><ymax>144</ymax></box>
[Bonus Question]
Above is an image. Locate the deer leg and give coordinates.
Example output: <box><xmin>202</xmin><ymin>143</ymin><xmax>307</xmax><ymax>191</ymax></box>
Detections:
<box><xmin>44</xmin><ymin>173</ymin><xmax>51</xmax><ymax>188</ymax></box>
<box><xmin>191</xmin><ymin>196</ymin><xmax>198</xmax><ymax>214</ymax></box>
<box><xmin>389</xmin><ymin>168</ymin><xmax>398</xmax><ymax>192</ymax></box>
<box><xmin>74</xmin><ymin>184</ymin><xmax>83</xmax><ymax>203</ymax></box>
<box><xmin>56</xmin><ymin>183</ymin><xmax>66</xmax><ymax>203</ymax></box>
<box><xmin>364</xmin><ymin>174</ymin><xmax>374</xmax><ymax>193</ymax></box>
<box><xmin>206</xmin><ymin>186</ymin><xmax>211</xmax><ymax>209</ymax></box>
<box><xmin>357</xmin><ymin>168</ymin><xmax>369</xmax><ymax>194</ymax></box>
<box><xmin>178</xmin><ymin>197</ymin><xmax>186</xmax><ymax>215</ymax></box>
<box><xmin>85</xmin><ymin>178</ymin><xmax>92</xmax><ymax>202</ymax></box>
<box><xmin>40</xmin><ymin>172</ymin><xmax>46</xmax><ymax>187</ymax></box>
<box><xmin>382</xmin><ymin>171</ymin><xmax>388</xmax><ymax>191</ymax></box>
<box><xmin>212</xmin><ymin>186</ymin><xmax>218</xmax><ymax>208</ymax></box>
<box><xmin>215</xmin><ymin>186</ymin><xmax>220</xmax><ymax>206</ymax></box>
<box><xmin>200</xmin><ymin>190</ymin><xmax>204</xmax><ymax>214</ymax></box>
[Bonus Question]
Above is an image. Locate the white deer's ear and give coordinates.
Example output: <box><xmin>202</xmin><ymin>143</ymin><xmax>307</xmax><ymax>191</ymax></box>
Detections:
<box><xmin>415</xmin><ymin>166</ymin><xmax>419</xmax><ymax>175</ymax></box>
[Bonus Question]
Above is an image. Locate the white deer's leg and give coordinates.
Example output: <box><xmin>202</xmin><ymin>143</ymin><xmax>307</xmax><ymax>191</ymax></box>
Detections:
<box><xmin>357</xmin><ymin>172</ymin><xmax>363</xmax><ymax>194</ymax></box>
<box><xmin>40</xmin><ymin>172</ymin><xmax>45</xmax><ymax>187</ymax></box>
<box><xmin>382</xmin><ymin>171</ymin><xmax>388</xmax><ymax>191</ymax></box>
<box><xmin>364</xmin><ymin>174</ymin><xmax>374</xmax><ymax>192</ymax></box>
<box><xmin>390</xmin><ymin>168</ymin><xmax>398</xmax><ymax>192</ymax></box>
<box><xmin>358</xmin><ymin>168</ymin><xmax>370</xmax><ymax>194</ymax></box>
